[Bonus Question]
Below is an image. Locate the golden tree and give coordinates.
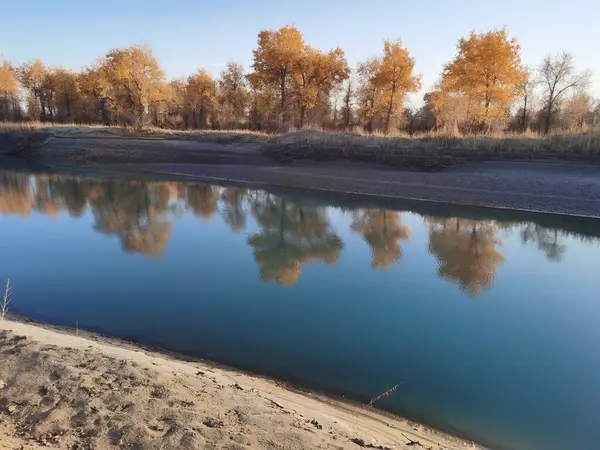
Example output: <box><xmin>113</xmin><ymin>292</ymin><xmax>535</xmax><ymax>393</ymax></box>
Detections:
<box><xmin>441</xmin><ymin>29</ymin><xmax>526</xmax><ymax>130</ymax></box>
<box><xmin>292</xmin><ymin>46</ymin><xmax>350</xmax><ymax>127</ymax></box>
<box><xmin>357</xmin><ymin>41</ymin><xmax>420</xmax><ymax>133</ymax></box>
<box><xmin>18</xmin><ymin>60</ymin><xmax>48</xmax><ymax>120</ymax></box>
<box><xmin>425</xmin><ymin>87</ymin><xmax>470</xmax><ymax>133</ymax></box>
<box><xmin>250</xmin><ymin>25</ymin><xmax>306</xmax><ymax>126</ymax></box>
<box><xmin>51</xmin><ymin>68</ymin><xmax>80</xmax><ymax>122</ymax></box>
<box><xmin>99</xmin><ymin>45</ymin><xmax>165</xmax><ymax>129</ymax></box>
<box><xmin>357</xmin><ymin>57</ymin><xmax>383</xmax><ymax>132</ymax></box>
<box><xmin>377</xmin><ymin>40</ymin><xmax>421</xmax><ymax>133</ymax></box>
<box><xmin>163</xmin><ymin>79</ymin><xmax>186</xmax><ymax>128</ymax></box>
<box><xmin>78</xmin><ymin>65</ymin><xmax>115</xmax><ymax>124</ymax></box>
<box><xmin>217</xmin><ymin>61</ymin><xmax>249</xmax><ymax>128</ymax></box>
<box><xmin>0</xmin><ymin>59</ymin><xmax>20</xmax><ymax>121</ymax></box>
<box><xmin>185</xmin><ymin>69</ymin><xmax>217</xmax><ymax>129</ymax></box>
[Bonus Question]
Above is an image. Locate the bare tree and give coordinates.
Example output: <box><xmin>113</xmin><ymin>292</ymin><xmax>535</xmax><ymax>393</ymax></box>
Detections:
<box><xmin>537</xmin><ymin>52</ymin><xmax>591</xmax><ymax>133</ymax></box>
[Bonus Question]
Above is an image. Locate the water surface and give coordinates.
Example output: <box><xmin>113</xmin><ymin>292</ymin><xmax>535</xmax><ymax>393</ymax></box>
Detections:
<box><xmin>0</xmin><ymin>170</ymin><xmax>599</xmax><ymax>450</ymax></box>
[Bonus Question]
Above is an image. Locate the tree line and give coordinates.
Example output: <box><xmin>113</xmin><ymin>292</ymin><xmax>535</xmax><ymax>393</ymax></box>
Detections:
<box><xmin>0</xmin><ymin>26</ymin><xmax>597</xmax><ymax>134</ymax></box>
<box><xmin>0</xmin><ymin>171</ymin><xmax>589</xmax><ymax>295</ymax></box>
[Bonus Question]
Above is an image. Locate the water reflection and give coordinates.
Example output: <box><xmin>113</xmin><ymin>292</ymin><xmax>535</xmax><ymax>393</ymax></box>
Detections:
<box><xmin>427</xmin><ymin>218</ymin><xmax>505</xmax><ymax>296</ymax></box>
<box><xmin>351</xmin><ymin>209</ymin><xmax>410</xmax><ymax>269</ymax></box>
<box><xmin>0</xmin><ymin>170</ymin><xmax>597</xmax><ymax>294</ymax></box>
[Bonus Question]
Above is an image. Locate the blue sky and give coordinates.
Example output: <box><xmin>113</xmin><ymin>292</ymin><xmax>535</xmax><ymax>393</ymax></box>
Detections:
<box><xmin>2</xmin><ymin>0</ymin><xmax>599</xmax><ymax>101</ymax></box>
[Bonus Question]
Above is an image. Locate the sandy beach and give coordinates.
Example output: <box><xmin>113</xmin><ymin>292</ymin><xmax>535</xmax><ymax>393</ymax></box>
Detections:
<box><xmin>0</xmin><ymin>319</ymin><xmax>477</xmax><ymax>450</ymax></box>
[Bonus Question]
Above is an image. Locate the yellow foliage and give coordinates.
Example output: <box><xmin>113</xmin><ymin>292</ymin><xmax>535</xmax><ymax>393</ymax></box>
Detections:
<box><xmin>441</xmin><ymin>29</ymin><xmax>526</xmax><ymax>130</ymax></box>
<box><xmin>99</xmin><ymin>45</ymin><xmax>165</xmax><ymax>128</ymax></box>
<box><xmin>292</xmin><ymin>46</ymin><xmax>350</xmax><ymax>126</ymax></box>
<box><xmin>357</xmin><ymin>41</ymin><xmax>420</xmax><ymax>133</ymax></box>
<box><xmin>0</xmin><ymin>60</ymin><xmax>18</xmax><ymax>96</ymax></box>
<box><xmin>185</xmin><ymin>69</ymin><xmax>217</xmax><ymax>129</ymax></box>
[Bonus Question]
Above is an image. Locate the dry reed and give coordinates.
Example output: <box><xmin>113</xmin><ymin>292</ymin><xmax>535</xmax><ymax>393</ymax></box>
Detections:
<box><xmin>1</xmin><ymin>279</ymin><xmax>12</xmax><ymax>320</ymax></box>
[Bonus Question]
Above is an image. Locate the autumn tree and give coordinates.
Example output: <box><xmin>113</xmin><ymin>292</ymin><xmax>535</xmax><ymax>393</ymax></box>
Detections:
<box><xmin>357</xmin><ymin>58</ymin><xmax>382</xmax><ymax>132</ymax></box>
<box><xmin>561</xmin><ymin>93</ymin><xmax>596</xmax><ymax>129</ymax></box>
<box><xmin>292</xmin><ymin>46</ymin><xmax>349</xmax><ymax>127</ymax></box>
<box><xmin>537</xmin><ymin>52</ymin><xmax>591</xmax><ymax>133</ymax></box>
<box><xmin>52</xmin><ymin>68</ymin><xmax>80</xmax><ymax>122</ymax></box>
<box><xmin>147</xmin><ymin>81</ymin><xmax>173</xmax><ymax>127</ymax></box>
<box><xmin>18</xmin><ymin>60</ymin><xmax>48</xmax><ymax>120</ymax></box>
<box><xmin>163</xmin><ymin>79</ymin><xmax>186</xmax><ymax>129</ymax></box>
<box><xmin>251</xmin><ymin>25</ymin><xmax>305</xmax><ymax>127</ymax></box>
<box><xmin>99</xmin><ymin>45</ymin><xmax>166</xmax><ymax>129</ymax></box>
<box><xmin>356</xmin><ymin>41</ymin><xmax>420</xmax><ymax>133</ymax></box>
<box><xmin>217</xmin><ymin>61</ymin><xmax>249</xmax><ymax>128</ymax></box>
<box><xmin>78</xmin><ymin>65</ymin><xmax>115</xmax><ymax>124</ymax></box>
<box><xmin>185</xmin><ymin>69</ymin><xmax>216</xmax><ymax>129</ymax></box>
<box><xmin>377</xmin><ymin>40</ymin><xmax>421</xmax><ymax>133</ymax></box>
<box><xmin>440</xmin><ymin>29</ymin><xmax>526</xmax><ymax>131</ymax></box>
<box><xmin>0</xmin><ymin>59</ymin><xmax>20</xmax><ymax>121</ymax></box>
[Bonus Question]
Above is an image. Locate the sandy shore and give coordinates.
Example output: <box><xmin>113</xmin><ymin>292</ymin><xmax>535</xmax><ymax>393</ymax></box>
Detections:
<box><xmin>0</xmin><ymin>319</ymin><xmax>478</xmax><ymax>450</ymax></box>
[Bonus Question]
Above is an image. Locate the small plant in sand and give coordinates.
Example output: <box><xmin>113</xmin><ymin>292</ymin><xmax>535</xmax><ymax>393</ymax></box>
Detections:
<box><xmin>1</xmin><ymin>279</ymin><xmax>12</xmax><ymax>320</ymax></box>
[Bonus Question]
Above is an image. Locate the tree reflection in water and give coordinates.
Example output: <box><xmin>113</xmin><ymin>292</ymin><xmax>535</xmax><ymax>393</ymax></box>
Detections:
<box><xmin>351</xmin><ymin>209</ymin><xmax>410</xmax><ymax>269</ymax></box>
<box><xmin>0</xmin><ymin>170</ymin><xmax>594</xmax><ymax>294</ymax></box>
<box><xmin>426</xmin><ymin>218</ymin><xmax>505</xmax><ymax>296</ymax></box>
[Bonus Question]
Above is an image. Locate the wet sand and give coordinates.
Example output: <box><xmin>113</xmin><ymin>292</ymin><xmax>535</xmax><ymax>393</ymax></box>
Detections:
<box><xmin>0</xmin><ymin>319</ymin><xmax>476</xmax><ymax>450</ymax></box>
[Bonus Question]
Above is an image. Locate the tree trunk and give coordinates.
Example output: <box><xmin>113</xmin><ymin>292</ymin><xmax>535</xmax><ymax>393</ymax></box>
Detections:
<box><xmin>299</xmin><ymin>105</ymin><xmax>306</xmax><ymax>128</ymax></box>
<box><xmin>280</xmin><ymin>76</ymin><xmax>286</xmax><ymax>125</ymax></box>
<box><xmin>385</xmin><ymin>89</ymin><xmax>395</xmax><ymax>135</ymax></box>
<box><xmin>544</xmin><ymin>104</ymin><xmax>553</xmax><ymax>134</ymax></box>
<box><xmin>522</xmin><ymin>94</ymin><xmax>528</xmax><ymax>131</ymax></box>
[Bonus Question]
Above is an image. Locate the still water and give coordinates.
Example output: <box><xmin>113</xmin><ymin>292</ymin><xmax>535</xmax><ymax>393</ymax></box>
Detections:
<box><xmin>0</xmin><ymin>170</ymin><xmax>599</xmax><ymax>450</ymax></box>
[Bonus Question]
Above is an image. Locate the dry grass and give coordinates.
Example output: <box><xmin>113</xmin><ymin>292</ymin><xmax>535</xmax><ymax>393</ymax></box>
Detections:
<box><xmin>1</xmin><ymin>121</ymin><xmax>599</xmax><ymax>169</ymax></box>
<box><xmin>0</xmin><ymin>279</ymin><xmax>12</xmax><ymax>320</ymax></box>
<box><xmin>0</xmin><ymin>122</ymin><xmax>271</xmax><ymax>144</ymax></box>
<box><xmin>263</xmin><ymin>126</ymin><xmax>600</xmax><ymax>169</ymax></box>
<box><xmin>128</xmin><ymin>126</ymin><xmax>271</xmax><ymax>144</ymax></box>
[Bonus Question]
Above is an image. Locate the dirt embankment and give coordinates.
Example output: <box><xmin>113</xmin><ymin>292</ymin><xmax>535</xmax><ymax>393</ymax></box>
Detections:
<box><xmin>0</xmin><ymin>320</ymin><xmax>475</xmax><ymax>450</ymax></box>
<box><xmin>2</xmin><ymin>128</ymin><xmax>600</xmax><ymax>218</ymax></box>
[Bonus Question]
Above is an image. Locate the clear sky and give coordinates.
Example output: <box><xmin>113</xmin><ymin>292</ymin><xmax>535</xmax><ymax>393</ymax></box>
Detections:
<box><xmin>2</xmin><ymin>0</ymin><xmax>599</xmax><ymax>101</ymax></box>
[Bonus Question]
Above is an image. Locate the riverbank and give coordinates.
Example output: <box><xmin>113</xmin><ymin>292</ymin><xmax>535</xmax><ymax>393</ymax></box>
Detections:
<box><xmin>0</xmin><ymin>318</ymin><xmax>475</xmax><ymax>450</ymax></box>
<box><xmin>1</xmin><ymin>125</ymin><xmax>600</xmax><ymax>217</ymax></box>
